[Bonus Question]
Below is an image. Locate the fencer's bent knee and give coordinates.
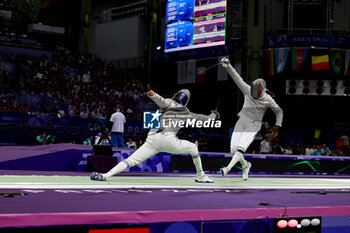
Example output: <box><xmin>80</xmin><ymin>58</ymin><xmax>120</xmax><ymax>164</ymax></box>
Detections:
<box><xmin>230</xmin><ymin>146</ymin><xmax>245</xmax><ymax>154</ymax></box>
<box><xmin>188</xmin><ymin>143</ymin><xmax>199</xmax><ymax>156</ymax></box>
<box><xmin>191</xmin><ymin>153</ymin><xmax>200</xmax><ymax>159</ymax></box>
<box><xmin>230</xmin><ymin>145</ymin><xmax>238</xmax><ymax>154</ymax></box>
<box><xmin>238</xmin><ymin>148</ymin><xmax>245</xmax><ymax>154</ymax></box>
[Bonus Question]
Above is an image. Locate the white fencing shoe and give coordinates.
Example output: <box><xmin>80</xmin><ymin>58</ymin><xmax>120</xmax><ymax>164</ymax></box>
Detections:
<box><xmin>242</xmin><ymin>162</ymin><xmax>251</xmax><ymax>181</ymax></box>
<box><xmin>195</xmin><ymin>174</ymin><xmax>214</xmax><ymax>183</ymax></box>
<box><xmin>220</xmin><ymin>167</ymin><xmax>229</xmax><ymax>176</ymax></box>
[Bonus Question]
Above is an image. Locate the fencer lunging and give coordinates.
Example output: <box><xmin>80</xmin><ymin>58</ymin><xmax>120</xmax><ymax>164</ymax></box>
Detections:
<box><xmin>220</xmin><ymin>58</ymin><xmax>283</xmax><ymax>180</ymax></box>
<box><xmin>90</xmin><ymin>89</ymin><xmax>219</xmax><ymax>183</ymax></box>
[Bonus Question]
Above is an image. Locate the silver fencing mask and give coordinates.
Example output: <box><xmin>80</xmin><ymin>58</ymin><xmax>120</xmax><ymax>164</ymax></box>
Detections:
<box><xmin>172</xmin><ymin>89</ymin><xmax>191</xmax><ymax>106</ymax></box>
<box><xmin>250</xmin><ymin>79</ymin><xmax>266</xmax><ymax>99</ymax></box>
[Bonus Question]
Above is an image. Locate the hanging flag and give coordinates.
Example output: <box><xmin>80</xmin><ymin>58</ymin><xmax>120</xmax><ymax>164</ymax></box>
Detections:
<box><xmin>266</xmin><ymin>48</ymin><xmax>275</xmax><ymax>76</ymax></box>
<box><xmin>331</xmin><ymin>49</ymin><xmax>345</xmax><ymax>74</ymax></box>
<box><xmin>344</xmin><ymin>50</ymin><xmax>350</xmax><ymax>76</ymax></box>
<box><xmin>274</xmin><ymin>48</ymin><xmax>289</xmax><ymax>73</ymax></box>
<box><xmin>311</xmin><ymin>55</ymin><xmax>330</xmax><ymax>71</ymax></box>
<box><xmin>292</xmin><ymin>47</ymin><xmax>309</xmax><ymax>72</ymax></box>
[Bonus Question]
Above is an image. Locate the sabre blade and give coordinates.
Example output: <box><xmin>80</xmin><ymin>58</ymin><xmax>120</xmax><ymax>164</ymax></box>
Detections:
<box><xmin>198</xmin><ymin>62</ymin><xmax>220</xmax><ymax>74</ymax></box>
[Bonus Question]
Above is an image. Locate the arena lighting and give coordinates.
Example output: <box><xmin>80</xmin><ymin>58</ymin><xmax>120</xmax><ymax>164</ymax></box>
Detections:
<box><xmin>311</xmin><ymin>218</ymin><xmax>321</xmax><ymax>226</ymax></box>
<box><xmin>288</xmin><ymin>80</ymin><xmax>297</xmax><ymax>94</ymax></box>
<box><xmin>344</xmin><ymin>80</ymin><xmax>350</xmax><ymax>95</ymax></box>
<box><xmin>289</xmin><ymin>79</ymin><xmax>296</xmax><ymax>87</ymax></box>
<box><xmin>316</xmin><ymin>87</ymin><xmax>323</xmax><ymax>95</ymax></box>
<box><xmin>302</xmin><ymin>80</ymin><xmax>310</xmax><ymax>95</ymax></box>
<box><xmin>273</xmin><ymin>216</ymin><xmax>321</xmax><ymax>232</ymax></box>
<box><xmin>287</xmin><ymin>219</ymin><xmax>298</xmax><ymax>228</ymax></box>
<box><xmin>286</xmin><ymin>79</ymin><xmax>347</xmax><ymax>96</ymax></box>
<box><xmin>316</xmin><ymin>80</ymin><xmax>324</xmax><ymax>87</ymax></box>
<box><xmin>277</xmin><ymin>220</ymin><xmax>288</xmax><ymax>228</ymax></box>
<box><xmin>302</xmin><ymin>87</ymin><xmax>309</xmax><ymax>94</ymax></box>
<box><xmin>344</xmin><ymin>79</ymin><xmax>350</xmax><ymax>87</ymax></box>
<box><xmin>330</xmin><ymin>87</ymin><xmax>337</xmax><ymax>95</ymax></box>
<box><xmin>330</xmin><ymin>80</ymin><xmax>337</xmax><ymax>88</ymax></box>
<box><xmin>345</xmin><ymin>88</ymin><xmax>350</xmax><ymax>95</ymax></box>
<box><xmin>301</xmin><ymin>218</ymin><xmax>311</xmax><ymax>227</ymax></box>
<box><xmin>289</xmin><ymin>87</ymin><xmax>296</xmax><ymax>94</ymax></box>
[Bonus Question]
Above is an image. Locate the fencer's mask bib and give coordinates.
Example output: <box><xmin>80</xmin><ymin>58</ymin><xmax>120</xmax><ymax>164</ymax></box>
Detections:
<box><xmin>172</xmin><ymin>89</ymin><xmax>191</xmax><ymax>106</ymax></box>
<box><xmin>250</xmin><ymin>79</ymin><xmax>266</xmax><ymax>99</ymax></box>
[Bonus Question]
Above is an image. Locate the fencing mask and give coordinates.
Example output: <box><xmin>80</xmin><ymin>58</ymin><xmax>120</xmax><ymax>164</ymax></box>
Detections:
<box><xmin>250</xmin><ymin>79</ymin><xmax>266</xmax><ymax>99</ymax></box>
<box><xmin>172</xmin><ymin>89</ymin><xmax>191</xmax><ymax>106</ymax></box>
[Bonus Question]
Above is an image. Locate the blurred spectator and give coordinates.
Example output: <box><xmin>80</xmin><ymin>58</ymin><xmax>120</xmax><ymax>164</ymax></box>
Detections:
<box><xmin>259</xmin><ymin>136</ymin><xmax>271</xmax><ymax>154</ymax></box>
<box><xmin>341</xmin><ymin>135</ymin><xmax>349</xmax><ymax>147</ymax></box>
<box><xmin>311</xmin><ymin>145</ymin><xmax>323</xmax><ymax>156</ymax></box>
<box><xmin>305</xmin><ymin>144</ymin><xmax>312</xmax><ymax>155</ymax></box>
<box><xmin>126</xmin><ymin>137</ymin><xmax>137</xmax><ymax>149</ymax></box>
<box><xmin>272</xmin><ymin>142</ymin><xmax>284</xmax><ymax>154</ymax></box>
<box><xmin>83</xmin><ymin>135</ymin><xmax>94</xmax><ymax>145</ymax></box>
<box><xmin>309</xmin><ymin>145</ymin><xmax>316</xmax><ymax>155</ymax></box>
<box><xmin>58</xmin><ymin>106</ymin><xmax>65</xmax><ymax>118</ymax></box>
<box><xmin>36</xmin><ymin>130</ymin><xmax>46</xmax><ymax>145</ymax></box>
<box><xmin>335</xmin><ymin>136</ymin><xmax>349</xmax><ymax>156</ymax></box>
<box><xmin>321</xmin><ymin>144</ymin><xmax>330</xmax><ymax>156</ymax></box>
<box><xmin>110</xmin><ymin>105</ymin><xmax>126</xmax><ymax>148</ymax></box>
<box><xmin>284</xmin><ymin>146</ymin><xmax>293</xmax><ymax>155</ymax></box>
<box><xmin>80</xmin><ymin>107</ymin><xmax>89</xmax><ymax>118</ymax></box>
<box><xmin>45</xmin><ymin>130</ymin><xmax>56</xmax><ymax>144</ymax></box>
<box><xmin>137</xmin><ymin>139</ymin><xmax>143</xmax><ymax>148</ymax></box>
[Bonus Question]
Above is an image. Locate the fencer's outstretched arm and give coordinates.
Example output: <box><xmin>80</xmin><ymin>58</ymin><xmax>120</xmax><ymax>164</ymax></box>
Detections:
<box><xmin>269</xmin><ymin>98</ymin><xmax>283</xmax><ymax>137</ymax></box>
<box><xmin>147</xmin><ymin>90</ymin><xmax>172</xmax><ymax>109</ymax></box>
<box><xmin>220</xmin><ymin>58</ymin><xmax>250</xmax><ymax>96</ymax></box>
<box><xmin>270</xmin><ymin>99</ymin><xmax>283</xmax><ymax>127</ymax></box>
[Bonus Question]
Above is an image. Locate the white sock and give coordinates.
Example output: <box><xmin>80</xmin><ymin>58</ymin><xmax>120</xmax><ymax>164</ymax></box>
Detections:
<box><xmin>227</xmin><ymin>151</ymin><xmax>244</xmax><ymax>171</ymax></box>
<box><xmin>103</xmin><ymin>161</ymin><xmax>128</xmax><ymax>178</ymax></box>
<box><xmin>192</xmin><ymin>155</ymin><xmax>205</xmax><ymax>177</ymax></box>
<box><xmin>240</xmin><ymin>157</ymin><xmax>248</xmax><ymax>168</ymax></box>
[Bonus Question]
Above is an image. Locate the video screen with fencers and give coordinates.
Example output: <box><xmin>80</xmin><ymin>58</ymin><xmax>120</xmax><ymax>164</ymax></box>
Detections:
<box><xmin>164</xmin><ymin>0</ymin><xmax>227</xmax><ymax>53</ymax></box>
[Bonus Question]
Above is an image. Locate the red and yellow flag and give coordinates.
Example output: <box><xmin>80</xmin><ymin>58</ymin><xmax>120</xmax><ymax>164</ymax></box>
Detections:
<box><xmin>311</xmin><ymin>55</ymin><xmax>329</xmax><ymax>71</ymax></box>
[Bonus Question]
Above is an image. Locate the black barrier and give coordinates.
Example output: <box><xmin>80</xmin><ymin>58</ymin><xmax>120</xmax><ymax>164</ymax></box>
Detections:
<box><xmin>170</xmin><ymin>155</ymin><xmax>350</xmax><ymax>174</ymax></box>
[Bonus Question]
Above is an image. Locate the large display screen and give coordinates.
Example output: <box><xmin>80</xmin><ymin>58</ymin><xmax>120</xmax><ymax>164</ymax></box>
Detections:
<box><xmin>164</xmin><ymin>0</ymin><xmax>227</xmax><ymax>53</ymax></box>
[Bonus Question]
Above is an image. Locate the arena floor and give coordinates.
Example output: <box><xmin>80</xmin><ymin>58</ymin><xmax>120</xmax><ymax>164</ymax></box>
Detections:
<box><xmin>1</xmin><ymin>170</ymin><xmax>350</xmax><ymax>228</ymax></box>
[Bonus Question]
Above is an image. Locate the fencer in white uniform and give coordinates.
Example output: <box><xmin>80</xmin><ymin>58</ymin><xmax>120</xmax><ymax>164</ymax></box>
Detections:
<box><xmin>90</xmin><ymin>89</ymin><xmax>219</xmax><ymax>183</ymax></box>
<box><xmin>220</xmin><ymin>58</ymin><xmax>283</xmax><ymax>180</ymax></box>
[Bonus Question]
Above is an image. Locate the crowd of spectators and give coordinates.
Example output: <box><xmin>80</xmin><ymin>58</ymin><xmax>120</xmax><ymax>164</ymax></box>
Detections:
<box><xmin>0</xmin><ymin>47</ymin><xmax>153</xmax><ymax>121</ymax></box>
<box><xmin>257</xmin><ymin>135</ymin><xmax>350</xmax><ymax>156</ymax></box>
